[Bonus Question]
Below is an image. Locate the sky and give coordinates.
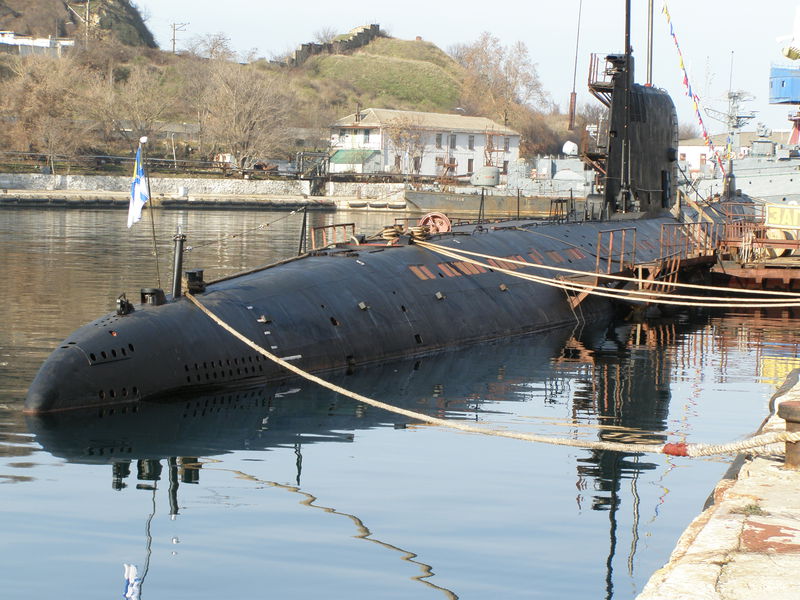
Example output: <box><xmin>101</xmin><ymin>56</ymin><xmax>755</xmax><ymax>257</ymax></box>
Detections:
<box><xmin>133</xmin><ymin>0</ymin><xmax>800</xmax><ymax>136</ymax></box>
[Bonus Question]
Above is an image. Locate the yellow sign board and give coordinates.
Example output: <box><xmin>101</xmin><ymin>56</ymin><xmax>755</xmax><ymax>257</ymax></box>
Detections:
<box><xmin>765</xmin><ymin>203</ymin><xmax>800</xmax><ymax>230</ymax></box>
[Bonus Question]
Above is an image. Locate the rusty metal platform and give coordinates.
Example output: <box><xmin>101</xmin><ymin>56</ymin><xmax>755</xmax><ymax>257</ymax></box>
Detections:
<box><xmin>713</xmin><ymin>257</ymin><xmax>800</xmax><ymax>288</ymax></box>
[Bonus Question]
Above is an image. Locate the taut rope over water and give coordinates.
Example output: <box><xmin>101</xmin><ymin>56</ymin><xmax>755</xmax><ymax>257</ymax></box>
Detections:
<box><xmin>184</xmin><ymin>293</ymin><xmax>800</xmax><ymax>458</ymax></box>
<box><xmin>415</xmin><ymin>241</ymin><xmax>800</xmax><ymax>309</ymax></box>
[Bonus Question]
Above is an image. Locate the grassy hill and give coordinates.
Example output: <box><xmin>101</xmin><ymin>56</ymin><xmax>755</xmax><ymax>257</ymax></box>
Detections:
<box><xmin>289</xmin><ymin>37</ymin><xmax>467</xmax><ymax>127</ymax></box>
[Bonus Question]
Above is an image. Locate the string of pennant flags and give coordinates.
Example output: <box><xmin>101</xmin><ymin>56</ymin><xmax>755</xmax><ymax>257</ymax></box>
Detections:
<box><xmin>661</xmin><ymin>1</ymin><xmax>726</xmax><ymax>176</ymax></box>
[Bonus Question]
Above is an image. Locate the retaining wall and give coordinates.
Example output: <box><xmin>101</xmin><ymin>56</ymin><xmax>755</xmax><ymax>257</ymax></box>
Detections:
<box><xmin>325</xmin><ymin>181</ymin><xmax>404</xmax><ymax>198</ymax></box>
<box><xmin>0</xmin><ymin>173</ymin><xmax>309</xmax><ymax>196</ymax></box>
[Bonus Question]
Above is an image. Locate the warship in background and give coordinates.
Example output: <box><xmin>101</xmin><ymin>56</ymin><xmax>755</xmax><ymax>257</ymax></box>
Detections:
<box><xmin>684</xmin><ymin>9</ymin><xmax>800</xmax><ymax>205</ymax></box>
<box><xmin>681</xmin><ymin>98</ymin><xmax>800</xmax><ymax>205</ymax></box>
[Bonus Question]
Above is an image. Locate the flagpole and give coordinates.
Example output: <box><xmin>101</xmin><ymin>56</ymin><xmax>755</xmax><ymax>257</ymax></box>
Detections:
<box><xmin>140</xmin><ymin>137</ymin><xmax>163</xmax><ymax>289</ymax></box>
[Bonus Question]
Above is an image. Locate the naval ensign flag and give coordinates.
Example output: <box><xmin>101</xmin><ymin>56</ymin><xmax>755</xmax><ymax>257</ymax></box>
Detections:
<box><xmin>127</xmin><ymin>144</ymin><xmax>149</xmax><ymax>228</ymax></box>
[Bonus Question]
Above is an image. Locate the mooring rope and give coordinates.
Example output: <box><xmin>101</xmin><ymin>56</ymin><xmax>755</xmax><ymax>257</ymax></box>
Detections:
<box><xmin>418</xmin><ymin>242</ymin><xmax>800</xmax><ymax>308</ymax></box>
<box><xmin>185</xmin><ymin>209</ymin><xmax>302</xmax><ymax>252</ymax></box>
<box><xmin>415</xmin><ymin>241</ymin><xmax>800</xmax><ymax>309</ymax></box>
<box><xmin>418</xmin><ymin>240</ymin><xmax>800</xmax><ymax>297</ymax></box>
<box><xmin>184</xmin><ymin>292</ymin><xmax>800</xmax><ymax>458</ymax></box>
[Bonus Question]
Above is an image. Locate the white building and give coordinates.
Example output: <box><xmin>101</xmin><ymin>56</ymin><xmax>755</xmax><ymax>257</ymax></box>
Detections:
<box><xmin>329</xmin><ymin>108</ymin><xmax>520</xmax><ymax>179</ymax></box>
<box><xmin>0</xmin><ymin>31</ymin><xmax>74</xmax><ymax>57</ymax></box>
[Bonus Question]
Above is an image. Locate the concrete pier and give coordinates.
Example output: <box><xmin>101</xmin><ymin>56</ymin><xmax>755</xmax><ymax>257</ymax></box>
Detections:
<box><xmin>637</xmin><ymin>380</ymin><xmax>800</xmax><ymax>599</ymax></box>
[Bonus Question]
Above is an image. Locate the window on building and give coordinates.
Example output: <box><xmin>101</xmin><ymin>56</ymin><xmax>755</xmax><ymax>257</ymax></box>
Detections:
<box><xmin>339</xmin><ymin>129</ymin><xmax>346</xmax><ymax>140</ymax></box>
<box><xmin>468</xmin><ymin>135</ymin><xmax>475</xmax><ymax>150</ymax></box>
<box><xmin>435</xmin><ymin>156</ymin><xmax>445</xmax><ymax>166</ymax></box>
<box><xmin>467</xmin><ymin>158</ymin><xmax>474</xmax><ymax>173</ymax></box>
<box><xmin>504</xmin><ymin>137</ymin><xmax>510</xmax><ymax>152</ymax></box>
<box><xmin>413</xmin><ymin>156</ymin><xmax>421</xmax><ymax>172</ymax></box>
<box><xmin>449</xmin><ymin>134</ymin><xmax>456</xmax><ymax>149</ymax></box>
<box><xmin>436</xmin><ymin>134</ymin><xmax>442</xmax><ymax>149</ymax></box>
<box><xmin>363</xmin><ymin>129</ymin><xmax>370</xmax><ymax>143</ymax></box>
<box><xmin>502</xmin><ymin>160</ymin><xmax>509</xmax><ymax>174</ymax></box>
<box><xmin>395</xmin><ymin>155</ymin><xmax>402</xmax><ymax>170</ymax></box>
<box><xmin>700</xmin><ymin>153</ymin><xmax>707</xmax><ymax>165</ymax></box>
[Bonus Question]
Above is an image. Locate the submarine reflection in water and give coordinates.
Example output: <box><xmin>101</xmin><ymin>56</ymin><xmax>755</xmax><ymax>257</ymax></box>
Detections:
<box><xmin>27</xmin><ymin>316</ymin><xmax>705</xmax><ymax>598</ymax></box>
<box><xmin>28</xmin><ymin>316</ymin><xmax>690</xmax><ymax>495</ymax></box>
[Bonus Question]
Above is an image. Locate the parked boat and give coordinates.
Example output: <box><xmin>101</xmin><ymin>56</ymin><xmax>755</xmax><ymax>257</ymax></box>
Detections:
<box><xmin>24</xmin><ymin>10</ymin><xmax>689</xmax><ymax>414</ymax></box>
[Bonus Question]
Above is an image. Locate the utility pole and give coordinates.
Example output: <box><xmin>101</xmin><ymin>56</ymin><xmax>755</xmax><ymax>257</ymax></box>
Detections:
<box><xmin>171</xmin><ymin>22</ymin><xmax>189</xmax><ymax>54</ymax></box>
<box><xmin>67</xmin><ymin>1</ymin><xmax>91</xmax><ymax>45</ymax></box>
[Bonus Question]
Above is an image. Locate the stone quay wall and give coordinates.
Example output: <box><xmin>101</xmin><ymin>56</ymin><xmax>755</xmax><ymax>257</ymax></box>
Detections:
<box><xmin>0</xmin><ymin>173</ymin><xmax>310</xmax><ymax>197</ymax></box>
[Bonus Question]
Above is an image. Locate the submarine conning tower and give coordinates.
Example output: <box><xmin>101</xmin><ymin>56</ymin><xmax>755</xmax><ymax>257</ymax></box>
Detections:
<box><xmin>588</xmin><ymin>53</ymin><xmax>679</xmax><ymax>217</ymax></box>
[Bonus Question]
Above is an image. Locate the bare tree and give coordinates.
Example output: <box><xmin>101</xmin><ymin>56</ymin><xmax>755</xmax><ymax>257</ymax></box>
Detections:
<box><xmin>2</xmin><ymin>56</ymin><xmax>94</xmax><ymax>173</ymax></box>
<box><xmin>84</xmin><ymin>63</ymin><xmax>182</xmax><ymax>151</ymax></box>
<box><xmin>203</xmin><ymin>61</ymin><xmax>293</xmax><ymax>170</ymax></box>
<box><xmin>130</xmin><ymin>1</ymin><xmax>151</xmax><ymax>23</ymax></box>
<box><xmin>449</xmin><ymin>33</ymin><xmax>548</xmax><ymax>118</ymax></box>
<box><xmin>678</xmin><ymin>122</ymin><xmax>702</xmax><ymax>141</ymax></box>
<box><xmin>313</xmin><ymin>26</ymin><xmax>337</xmax><ymax>45</ymax></box>
<box><xmin>577</xmin><ymin>102</ymin><xmax>608</xmax><ymax>127</ymax></box>
<box><xmin>171</xmin><ymin>57</ymin><xmax>213</xmax><ymax>155</ymax></box>
<box><xmin>183</xmin><ymin>32</ymin><xmax>237</xmax><ymax>61</ymax></box>
<box><xmin>384</xmin><ymin>114</ymin><xmax>427</xmax><ymax>174</ymax></box>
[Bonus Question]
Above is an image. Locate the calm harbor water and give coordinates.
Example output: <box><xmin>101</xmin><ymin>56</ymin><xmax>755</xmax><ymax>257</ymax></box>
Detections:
<box><xmin>1</xmin><ymin>207</ymin><xmax>799</xmax><ymax>599</ymax></box>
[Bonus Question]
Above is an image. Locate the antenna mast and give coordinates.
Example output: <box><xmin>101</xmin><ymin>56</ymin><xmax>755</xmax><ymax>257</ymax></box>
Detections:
<box><xmin>568</xmin><ymin>0</ymin><xmax>583</xmax><ymax>130</ymax></box>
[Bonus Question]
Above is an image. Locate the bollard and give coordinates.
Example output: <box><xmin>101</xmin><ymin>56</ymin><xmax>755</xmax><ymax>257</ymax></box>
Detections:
<box><xmin>778</xmin><ymin>400</ymin><xmax>800</xmax><ymax>469</ymax></box>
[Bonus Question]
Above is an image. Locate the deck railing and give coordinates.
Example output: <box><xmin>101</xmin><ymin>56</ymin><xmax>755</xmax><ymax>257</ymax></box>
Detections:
<box><xmin>311</xmin><ymin>223</ymin><xmax>356</xmax><ymax>249</ymax></box>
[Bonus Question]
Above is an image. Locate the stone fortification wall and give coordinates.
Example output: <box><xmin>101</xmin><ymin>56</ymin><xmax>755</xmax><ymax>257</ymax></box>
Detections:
<box><xmin>288</xmin><ymin>24</ymin><xmax>381</xmax><ymax>68</ymax></box>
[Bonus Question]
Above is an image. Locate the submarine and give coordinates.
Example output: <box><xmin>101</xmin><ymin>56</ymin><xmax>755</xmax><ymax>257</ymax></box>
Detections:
<box><xmin>27</xmin><ymin>322</ymin><xmax>615</xmax><ymax>463</ymax></box>
<box><xmin>24</xmin><ymin>29</ymin><xmax>690</xmax><ymax>414</ymax></box>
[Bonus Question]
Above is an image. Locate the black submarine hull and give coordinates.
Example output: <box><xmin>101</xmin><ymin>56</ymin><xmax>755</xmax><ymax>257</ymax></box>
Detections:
<box><xmin>27</xmin><ymin>322</ymin><xmax>610</xmax><ymax>463</ymax></box>
<box><xmin>25</xmin><ymin>216</ymin><xmax>679</xmax><ymax>413</ymax></box>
